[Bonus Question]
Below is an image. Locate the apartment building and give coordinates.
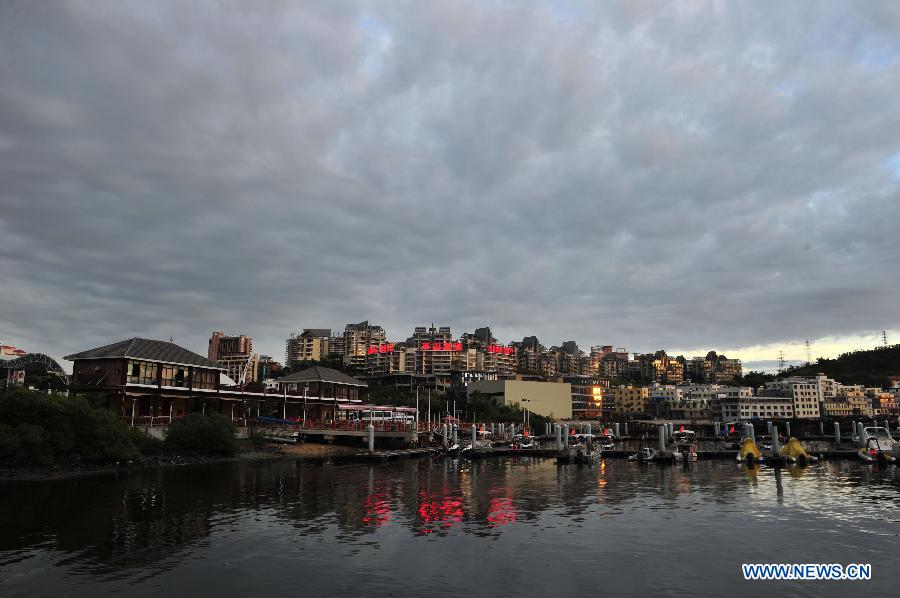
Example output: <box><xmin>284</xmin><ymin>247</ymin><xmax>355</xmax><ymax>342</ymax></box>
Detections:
<box><xmin>208</xmin><ymin>331</ymin><xmax>257</xmax><ymax>384</ymax></box>
<box><xmin>343</xmin><ymin>321</ymin><xmax>386</xmax><ymax>369</ymax></box>
<box><xmin>285</xmin><ymin>329</ymin><xmax>332</xmax><ymax>365</ymax></box>
<box><xmin>610</xmin><ymin>385</ymin><xmax>650</xmax><ymax>416</ymax></box>
<box><xmin>719</xmin><ymin>395</ymin><xmax>794</xmax><ymax>422</ymax></box>
<box><xmin>762</xmin><ymin>377</ymin><xmax>822</xmax><ymax>418</ymax></box>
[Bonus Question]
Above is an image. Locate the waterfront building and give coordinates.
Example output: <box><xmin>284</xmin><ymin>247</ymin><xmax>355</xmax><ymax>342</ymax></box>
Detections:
<box><xmin>285</xmin><ymin>329</ymin><xmax>332</xmax><ymax>364</ymax></box>
<box><xmin>719</xmin><ymin>395</ymin><xmax>794</xmax><ymax>421</ymax></box>
<box><xmin>274</xmin><ymin>366</ymin><xmax>367</xmax><ymax>419</ymax></box>
<box><xmin>67</xmin><ymin>338</ymin><xmax>230</xmax><ymax>420</ymax></box>
<box><xmin>467</xmin><ymin>378</ymin><xmax>572</xmax><ymax>420</ymax></box>
<box><xmin>560</xmin><ymin>374</ymin><xmax>609</xmax><ymax>418</ymax></box>
<box><xmin>868</xmin><ymin>390</ymin><xmax>898</xmax><ymax>416</ymax></box>
<box><xmin>208</xmin><ymin>331</ymin><xmax>258</xmax><ymax>384</ymax></box>
<box><xmin>610</xmin><ymin>385</ymin><xmax>650</xmax><ymax>416</ymax></box>
<box><xmin>763</xmin><ymin>377</ymin><xmax>823</xmax><ymax>418</ymax></box>
<box><xmin>67</xmin><ymin>338</ymin><xmax>366</xmax><ymax>425</ymax></box>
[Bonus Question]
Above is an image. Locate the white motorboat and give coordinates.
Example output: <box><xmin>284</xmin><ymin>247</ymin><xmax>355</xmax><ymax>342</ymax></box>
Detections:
<box><xmin>557</xmin><ymin>434</ymin><xmax>600</xmax><ymax>464</ymax></box>
<box><xmin>858</xmin><ymin>427</ymin><xmax>897</xmax><ymax>463</ymax></box>
<box><xmin>671</xmin><ymin>430</ymin><xmax>698</xmax><ymax>462</ymax></box>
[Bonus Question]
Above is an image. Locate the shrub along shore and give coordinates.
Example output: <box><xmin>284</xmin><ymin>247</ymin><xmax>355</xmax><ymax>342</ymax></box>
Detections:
<box><xmin>0</xmin><ymin>388</ymin><xmax>277</xmax><ymax>480</ymax></box>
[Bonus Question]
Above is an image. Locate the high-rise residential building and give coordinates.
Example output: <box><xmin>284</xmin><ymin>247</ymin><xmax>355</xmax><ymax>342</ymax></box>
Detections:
<box><xmin>343</xmin><ymin>321</ymin><xmax>386</xmax><ymax>369</ymax></box>
<box><xmin>327</xmin><ymin>335</ymin><xmax>345</xmax><ymax>357</ymax></box>
<box><xmin>686</xmin><ymin>352</ymin><xmax>742</xmax><ymax>383</ymax></box>
<box><xmin>285</xmin><ymin>329</ymin><xmax>332</xmax><ymax>365</ymax></box>
<box><xmin>409</xmin><ymin>326</ymin><xmax>456</xmax><ymax>376</ymax></box>
<box><xmin>208</xmin><ymin>331</ymin><xmax>258</xmax><ymax>384</ymax></box>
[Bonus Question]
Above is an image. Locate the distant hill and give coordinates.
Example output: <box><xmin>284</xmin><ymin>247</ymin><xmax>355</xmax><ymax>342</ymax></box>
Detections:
<box><xmin>778</xmin><ymin>345</ymin><xmax>900</xmax><ymax>388</ymax></box>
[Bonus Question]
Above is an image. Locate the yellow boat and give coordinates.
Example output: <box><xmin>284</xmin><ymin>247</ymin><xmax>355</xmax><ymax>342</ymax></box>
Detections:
<box><xmin>737</xmin><ymin>437</ymin><xmax>762</xmax><ymax>463</ymax></box>
<box><xmin>779</xmin><ymin>437</ymin><xmax>818</xmax><ymax>464</ymax></box>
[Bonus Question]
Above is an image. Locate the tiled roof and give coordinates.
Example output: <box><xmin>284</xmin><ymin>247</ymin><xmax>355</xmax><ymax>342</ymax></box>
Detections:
<box><xmin>64</xmin><ymin>338</ymin><xmax>224</xmax><ymax>370</ymax></box>
<box><xmin>277</xmin><ymin>365</ymin><xmax>367</xmax><ymax>387</ymax></box>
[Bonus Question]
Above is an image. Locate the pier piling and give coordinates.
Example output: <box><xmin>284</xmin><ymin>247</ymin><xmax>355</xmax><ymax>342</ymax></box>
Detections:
<box><xmin>785</xmin><ymin>422</ymin><xmax>791</xmax><ymax>439</ymax></box>
<box><xmin>614</xmin><ymin>423</ymin><xmax>620</xmax><ymax>438</ymax></box>
<box><xmin>658</xmin><ymin>426</ymin><xmax>665</xmax><ymax>452</ymax></box>
<box><xmin>367</xmin><ymin>424</ymin><xmax>374</xmax><ymax>454</ymax></box>
<box><xmin>771</xmin><ymin>424</ymin><xmax>780</xmax><ymax>458</ymax></box>
<box><xmin>834</xmin><ymin>422</ymin><xmax>841</xmax><ymax>444</ymax></box>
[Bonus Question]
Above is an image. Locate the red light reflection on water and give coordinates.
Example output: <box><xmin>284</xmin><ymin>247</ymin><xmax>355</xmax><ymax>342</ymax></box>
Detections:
<box><xmin>361</xmin><ymin>492</ymin><xmax>391</xmax><ymax>526</ymax></box>
<box><xmin>486</xmin><ymin>497</ymin><xmax>517</xmax><ymax>527</ymax></box>
<box><xmin>417</xmin><ymin>490</ymin><xmax>463</xmax><ymax>533</ymax></box>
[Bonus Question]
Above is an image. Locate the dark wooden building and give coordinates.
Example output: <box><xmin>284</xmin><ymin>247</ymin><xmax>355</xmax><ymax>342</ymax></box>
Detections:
<box><xmin>65</xmin><ymin>338</ymin><xmax>368</xmax><ymax>425</ymax></box>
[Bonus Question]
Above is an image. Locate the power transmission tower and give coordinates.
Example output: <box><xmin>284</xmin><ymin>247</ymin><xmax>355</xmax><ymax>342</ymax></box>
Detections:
<box><xmin>805</xmin><ymin>340</ymin><xmax>811</xmax><ymax>366</ymax></box>
<box><xmin>777</xmin><ymin>350</ymin><xmax>785</xmax><ymax>374</ymax></box>
<box><xmin>883</xmin><ymin>330</ymin><xmax>888</xmax><ymax>348</ymax></box>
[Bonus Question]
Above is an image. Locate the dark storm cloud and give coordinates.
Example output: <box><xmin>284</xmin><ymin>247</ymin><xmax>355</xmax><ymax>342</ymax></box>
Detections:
<box><xmin>1</xmin><ymin>0</ymin><xmax>899</xmax><ymax>365</ymax></box>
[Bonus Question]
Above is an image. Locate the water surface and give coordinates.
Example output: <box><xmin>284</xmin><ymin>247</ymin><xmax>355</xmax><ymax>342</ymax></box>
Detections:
<box><xmin>1</xmin><ymin>457</ymin><xmax>898</xmax><ymax>597</ymax></box>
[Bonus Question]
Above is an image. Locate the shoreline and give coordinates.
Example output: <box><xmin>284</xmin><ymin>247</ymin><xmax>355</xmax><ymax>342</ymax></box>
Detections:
<box><xmin>0</xmin><ymin>442</ymin><xmax>369</xmax><ymax>482</ymax></box>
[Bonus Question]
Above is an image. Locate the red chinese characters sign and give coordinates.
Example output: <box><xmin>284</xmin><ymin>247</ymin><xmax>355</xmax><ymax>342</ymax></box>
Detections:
<box><xmin>367</xmin><ymin>343</ymin><xmax>396</xmax><ymax>355</ymax></box>
<box><xmin>487</xmin><ymin>345</ymin><xmax>515</xmax><ymax>355</ymax></box>
<box><xmin>420</xmin><ymin>341</ymin><xmax>462</xmax><ymax>351</ymax></box>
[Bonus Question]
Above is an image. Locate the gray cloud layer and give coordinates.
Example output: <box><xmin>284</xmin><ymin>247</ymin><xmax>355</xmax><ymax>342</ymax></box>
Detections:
<box><xmin>1</xmin><ymin>1</ymin><xmax>899</xmax><ymax>365</ymax></box>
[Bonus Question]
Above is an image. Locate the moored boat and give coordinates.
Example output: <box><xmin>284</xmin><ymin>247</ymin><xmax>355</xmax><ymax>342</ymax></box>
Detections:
<box><xmin>858</xmin><ymin>427</ymin><xmax>897</xmax><ymax>463</ymax></box>
<box><xmin>736</xmin><ymin>437</ymin><xmax>763</xmax><ymax>464</ymax></box>
<box><xmin>557</xmin><ymin>434</ymin><xmax>599</xmax><ymax>464</ymax></box>
<box><xmin>671</xmin><ymin>429</ymin><xmax>698</xmax><ymax>462</ymax></box>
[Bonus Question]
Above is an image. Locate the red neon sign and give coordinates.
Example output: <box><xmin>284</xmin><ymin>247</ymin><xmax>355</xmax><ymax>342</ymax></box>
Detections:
<box><xmin>367</xmin><ymin>343</ymin><xmax>396</xmax><ymax>355</ymax></box>
<box><xmin>420</xmin><ymin>341</ymin><xmax>463</xmax><ymax>351</ymax></box>
<box><xmin>487</xmin><ymin>345</ymin><xmax>515</xmax><ymax>355</ymax></box>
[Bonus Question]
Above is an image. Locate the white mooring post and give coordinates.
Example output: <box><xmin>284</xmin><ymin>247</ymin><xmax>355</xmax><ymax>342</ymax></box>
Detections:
<box><xmin>771</xmin><ymin>425</ymin><xmax>780</xmax><ymax>458</ymax></box>
<box><xmin>563</xmin><ymin>424</ymin><xmax>569</xmax><ymax>448</ymax></box>
<box><xmin>851</xmin><ymin>421</ymin><xmax>857</xmax><ymax>442</ymax></box>
<box><xmin>442</xmin><ymin>424</ymin><xmax>448</xmax><ymax>449</ymax></box>
<box><xmin>748</xmin><ymin>423</ymin><xmax>756</xmax><ymax>443</ymax></box>
<box><xmin>785</xmin><ymin>422</ymin><xmax>791</xmax><ymax>439</ymax></box>
<box><xmin>587</xmin><ymin>423</ymin><xmax>592</xmax><ymax>437</ymax></box>
<box><xmin>834</xmin><ymin>422</ymin><xmax>841</xmax><ymax>444</ymax></box>
<box><xmin>658</xmin><ymin>426</ymin><xmax>665</xmax><ymax>452</ymax></box>
<box><xmin>818</xmin><ymin>421</ymin><xmax>824</xmax><ymax>435</ymax></box>
<box><xmin>713</xmin><ymin>422</ymin><xmax>719</xmax><ymax>437</ymax></box>
<box><xmin>857</xmin><ymin>422</ymin><xmax>866</xmax><ymax>449</ymax></box>
<box><xmin>614</xmin><ymin>423</ymin><xmax>620</xmax><ymax>438</ymax></box>
<box><xmin>624</xmin><ymin>423</ymin><xmax>629</xmax><ymax>436</ymax></box>
<box><xmin>555</xmin><ymin>424</ymin><xmax>562</xmax><ymax>450</ymax></box>
<box><xmin>767</xmin><ymin>421</ymin><xmax>773</xmax><ymax>437</ymax></box>
<box><xmin>471</xmin><ymin>425</ymin><xmax>477</xmax><ymax>451</ymax></box>
<box><xmin>452</xmin><ymin>425</ymin><xmax>458</xmax><ymax>447</ymax></box>
<box><xmin>367</xmin><ymin>423</ymin><xmax>375</xmax><ymax>454</ymax></box>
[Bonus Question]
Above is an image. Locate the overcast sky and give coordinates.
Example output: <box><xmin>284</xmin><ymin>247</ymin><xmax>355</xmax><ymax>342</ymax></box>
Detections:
<box><xmin>1</xmin><ymin>1</ymin><xmax>899</xmax><ymax>372</ymax></box>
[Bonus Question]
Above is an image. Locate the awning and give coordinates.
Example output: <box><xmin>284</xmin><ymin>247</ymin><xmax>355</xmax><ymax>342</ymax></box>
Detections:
<box><xmin>336</xmin><ymin>403</ymin><xmax>417</xmax><ymax>412</ymax></box>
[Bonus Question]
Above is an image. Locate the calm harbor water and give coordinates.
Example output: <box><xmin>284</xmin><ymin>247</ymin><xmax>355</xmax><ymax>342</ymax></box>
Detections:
<box><xmin>1</xmin><ymin>457</ymin><xmax>898</xmax><ymax>597</ymax></box>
